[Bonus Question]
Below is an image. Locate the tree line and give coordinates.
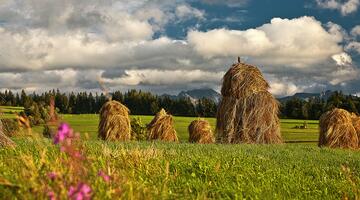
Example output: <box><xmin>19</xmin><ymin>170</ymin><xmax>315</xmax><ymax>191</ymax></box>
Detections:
<box><xmin>0</xmin><ymin>89</ymin><xmax>359</xmax><ymax>119</ymax></box>
<box><xmin>280</xmin><ymin>91</ymin><xmax>360</xmax><ymax>120</ymax></box>
<box><xmin>0</xmin><ymin>89</ymin><xmax>216</xmax><ymax>117</ymax></box>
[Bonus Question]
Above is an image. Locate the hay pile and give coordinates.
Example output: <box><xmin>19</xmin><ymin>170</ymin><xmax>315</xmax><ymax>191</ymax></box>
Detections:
<box><xmin>0</xmin><ymin>120</ymin><xmax>15</xmax><ymax>148</ymax></box>
<box><xmin>188</xmin><ymin>119</ymin><xmax>214</xmax><ymax>144</ymax></box>
<box><xmin>98</xmin><ymin>100</ymin><xmax>131</xmax><ymax>141</ymax></box>
<box><xmin>147</xmin><ymin>109</ymin><xmax>178</xmax><ymax>142</ymax></box>
<box><xmin>216</xmin><ymin>62</ymin><xmax>282</xmax><ymax>144</ymax></box>
<box><xmin>319</xmin><ymin>108</ymin><xmax>359</xmax><ymax>149</ymax></box>
<box><xmin>351</xmin><ymin>113</ymin><xmax>360</xmax><ymax>143</ymax></box>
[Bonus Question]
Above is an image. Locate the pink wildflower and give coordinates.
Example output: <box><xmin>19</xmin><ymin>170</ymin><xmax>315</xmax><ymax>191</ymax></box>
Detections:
<box><xmin>68</xmin><ymin>183</ymin><xmax>92</xmax><ymax>200</ymax></box>
<box><xmin>98</xmin><ymin>171</ymin><xmax>111</xmax><ymax>182</ymax></box>
<box><xmin>47</xmin><ymin>172</ymin><xmax>57</xmax><ymax>180</ymax></box>
<box><xmin>47</xmin><ymin>190</ymin><xmax>56</xmax><ymax>200</ymax></box>
<box><xmin>54</xmin><ymin>123</ymin><xmax>71</xmax><ymax>144</ymax></box>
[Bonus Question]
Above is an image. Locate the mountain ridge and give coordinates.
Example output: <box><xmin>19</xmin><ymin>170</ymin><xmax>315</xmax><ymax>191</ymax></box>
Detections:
<box><xmin>163</xmin><ymin>89</ymin><xmax>338</xmax><ymax>104</ymax></box>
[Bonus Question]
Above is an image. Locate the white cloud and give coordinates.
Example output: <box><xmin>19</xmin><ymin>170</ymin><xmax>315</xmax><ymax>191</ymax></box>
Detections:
<box><xmin>346</xmin><ymin>41</ymin><xmax>360</xmax><ymax>53</ymax></box>
<box><xmin>316</xmin><ymin>0</ymin><xmax>360</xmax><ymax>16</ymax></box>
<box><xmin>329</xmin><ymin>65</ymin><xmax>359</xmax><ymax>85</ymax></box>
<box><xmin>188</xmin><ymin>16</ymin><xmax>343</xmax><ymax>68</ymax></box>
<box><xmin>175</xmin><ymin>4</ymin><xmax>205</xmax><ymax>20</ymax></box>
<box><xmin>103</xmin><ymin>69</ymin><xmax>223</xmax><ymax>86</ymax></box>
<box><xmin>331</xmin><ymin>52</ymin><xmax>352</xmax><ymax>66</ymax></box>
<box><xmin>269</xmin><ymin>82</ymin><xmax>301</xmax><ymax>96</ymax></box>
<box><xmin>351</xmin><ymin>25</ymin><xmax>360</xmax><ymax>37</ymax></box>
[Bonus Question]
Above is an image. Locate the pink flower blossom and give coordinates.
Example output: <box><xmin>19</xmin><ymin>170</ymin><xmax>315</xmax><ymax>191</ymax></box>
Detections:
<box><xmin>74</xmin><ymin>151</ymin><xmax>82</xmax><ymax>158</ymax></box>
<box><xmin>98</xmin><ymin>171</ymin><xmax>111</xmax><ymax>182</ymax></box>
<box><xmin>47</xmin><ymin>190</ymin><xmax>56</xmax><ymax>200</ymax></box>
<box><xmin>54</xmin><ymin>123</ymin><xmax>71</xmax><ymax>144</ymax></box>
<box><xmin>47</xmin><ymin>172</ymin><xmax>57</xmax><ymax>180</ymax></box>
<box><xmin>68</xmin><ymin>183</ymin><xmax>91</xmax><ymax>200</ymax></box>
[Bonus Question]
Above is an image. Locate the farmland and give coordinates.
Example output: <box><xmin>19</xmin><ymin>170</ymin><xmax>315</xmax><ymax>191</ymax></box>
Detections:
<box><xmin>0</xmin><ymin>107</ymin><xmax>359</xmax><ymax>199</ymax></box>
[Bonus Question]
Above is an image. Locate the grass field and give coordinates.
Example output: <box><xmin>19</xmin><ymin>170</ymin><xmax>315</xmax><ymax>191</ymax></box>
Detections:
<box><xmin>61</xmin><ymin>114</ymin><xmax>320</xmax><ymax>143</ymax></box>
<box><xmin>0</xmin><ymin>107</ymin><xmax>359</xmax><ymax>199</ymax></box>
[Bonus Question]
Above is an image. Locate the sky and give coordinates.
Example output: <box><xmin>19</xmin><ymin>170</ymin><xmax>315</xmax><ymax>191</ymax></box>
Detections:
<box><xmin>0</xmin><ymin>0</ymin><xmax>359</xmax><ymax>97</ymax></box>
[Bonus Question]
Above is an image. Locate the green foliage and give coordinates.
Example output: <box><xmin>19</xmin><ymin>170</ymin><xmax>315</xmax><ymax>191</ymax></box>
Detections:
<box><xmin>24</xmin><ymin>102</ymin><xmax>55</xmax><ymax>126</ymax></box>
<box><xmin>0</xmin><ymin>140</ymin><xmax>359</xmax><ymax>199</ymax></box>
<box><xmin>130</xmin><ymin>117</ymin><xmax>147</xmax><ymax>141</ymax></box>
<box><xmin>42</xmin><ymin>125</ymin><xmax>55</xmax><ymax>139</ymax></box>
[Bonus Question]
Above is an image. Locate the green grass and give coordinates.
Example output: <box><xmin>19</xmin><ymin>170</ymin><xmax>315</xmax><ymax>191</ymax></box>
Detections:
<box><xmin>0</xmin><ymin>140</ymin><xmax>359</xmax><ymax>199</ymax></box>
<box><xmin>1</xmin><ymin>106</ymin><xmax>359</xmax><ymax>199</ymax></box>
<box><xmin>62</xmin><ymin>114</ymin><xmax>319</xmax><ymax>142</ymax></box>
<box><xmin>0</xmin><ymin>106</ymin><xmax>24</xmax><ymax>119</ymax></box>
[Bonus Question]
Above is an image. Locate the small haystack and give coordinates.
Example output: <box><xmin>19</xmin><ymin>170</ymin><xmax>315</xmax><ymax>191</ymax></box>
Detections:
<box><xmin>351</xmin><ymin>113</ymin><xmax>360</xmax><ymax>147</ymax></box>
<box><xmin>319</xmin><ymin>108</ymin><xmax>358</xmax><ymax>149</ymax></box>
<box><xmin>0</xmin><ymin>120</ymin><xmax>15</xmax><ymax>148</ymax></box>
<box><xmin>98</xmin><ymin>101</ymin><xmax>131</xmax><ymax>141</ymax></box>
<box><xmin>188</xmin><ymin>119</ymin><xmax>214</xmax><ymax>144</ymax></box>
<box><xmin>216</xmin><ymin>61</ymin><xmax>282</xmax><ymax>144</ymax></box>
<box><xmin>147</xmin><ymin>109</ymin><xmax>178</xmax><ymax>142</ymax></box>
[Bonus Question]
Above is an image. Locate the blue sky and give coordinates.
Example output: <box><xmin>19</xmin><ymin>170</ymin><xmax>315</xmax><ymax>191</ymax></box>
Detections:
<box><xmin>0</xmin><ymin>0</ymin><xmax>359</xmax><ymax>96</ymax></box>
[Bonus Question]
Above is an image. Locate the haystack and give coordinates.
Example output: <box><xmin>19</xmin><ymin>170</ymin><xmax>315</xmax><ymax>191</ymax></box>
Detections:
<box><xmin>98</xmin><ymin>101</ymin><xmax>131</xmax><ymax>141</ymax></box>
<box><xmin>188</xmin><ymin>119</ymin><xmax>214</xmax><ymax>144</ymax></box>
<box><xmin>0</xmin><ymin>120</ymin><xmax>15</xmax><ymax>148</ymax></box>
<box><xmin>351</xmin><ymin>113</ymin><xmax>360</xmax><ymax>139</ymax></box>
<box><xmin>216</xmin><ymin>61</ymin><xmax>282</xmax><ymax>144</ymax></box>
<box><xmin>147</xmin><ymin>109</ymin><xmax>178</xmax><ymax>142</ymax></box>
<box><xmin>319</xmin><ymin>108</ymin><xmax>358</xmax><ymax>149</ymax></box>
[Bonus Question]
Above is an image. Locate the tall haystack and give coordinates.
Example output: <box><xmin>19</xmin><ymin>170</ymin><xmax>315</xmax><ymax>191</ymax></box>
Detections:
<box><xmin>98</xmin><ymin>101</ymin><xmax>131</xmax><ymax>141</ymax></box>
<box><xmin>147</xmin><ymin>109</ymin><xmax>178</xmax><ymax>142</ymax></box>
<box><xmin>319</xmin><ymin>108</ymin><xmax>358</xmax><ymax>149</ymax></box>
<box><xmin>351</xmin><ymin>113</ymin><xmax>360</xmax><ymax>141</ymax></box>
<box><xmin>188</xmin><ymin>119</ymin><xmax>214</xmax><ymax>144</ymax></box>
<box><xmin>216</xmin><ymin>61</ymin><xmax>282</xmax><ymax>144</ymax></box>
<box><xmin>0</xmin><ymin>120</ymin><xmax>15</xmax><ymax>148</ymax></box>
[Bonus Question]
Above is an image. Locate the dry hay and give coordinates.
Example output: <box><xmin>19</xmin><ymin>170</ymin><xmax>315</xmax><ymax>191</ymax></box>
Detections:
<box><xmin>319</xmin><ymin>108</ymin><xmax>358</xmax><ymax>149</ymax></box>
<box><xmin>0</xmin><ymin>120</ymin><xmax>15</xmax><ymax>148</ymax></box>
<box><xmin>98</xmin><ymin>100</ymin><xmax>131</xmax><ymax>141</ymax></box>
<box><xmin>216</xmin><ymin>62</ymin><xmax>282</xmax><ymax>144</ymax></box>
<box><xmin>147</xmin><ymin>109</ymin><xmax>178</xmax><ymax>142</ymax></box>
<box><xmin>188</xmin><ymin>119</ymin><xmax>214</xmax><ymax>144</ymax></box>
<box><xmin>351</xmin><ymin>113</ymin><xmax>360</xmax><ymax>147</ymax></box>
<box><xmin>217</xmin><ymin>91</ymin><xmax>282</xmax><ymax>144</ymax></box>
<box><xmin>221</xmin><ymin>63</ymin><xmax>269</xmax><ymax>99</ymax></box>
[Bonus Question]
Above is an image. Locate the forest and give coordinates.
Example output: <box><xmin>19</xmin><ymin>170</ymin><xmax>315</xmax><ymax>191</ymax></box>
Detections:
<box><xmin>0</xmin><ymin>89</ymin><xmax>359</xmax><ymax>120</ymax></box>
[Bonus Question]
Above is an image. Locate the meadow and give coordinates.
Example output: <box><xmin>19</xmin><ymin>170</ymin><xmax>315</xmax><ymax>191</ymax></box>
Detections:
<box><xmin>0</xmin><ymin>107</ymin><xmax>359</xmax><ymax>199</ymax></box>
<box><xmin>62</xmin><ymin>114</ymin><xmax>320</xmax><ymax>143</ymax></box>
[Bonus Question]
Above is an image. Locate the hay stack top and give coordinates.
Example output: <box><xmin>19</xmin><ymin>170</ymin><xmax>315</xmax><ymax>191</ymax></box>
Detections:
<box><xmin>221</xmin><ymin>62</ymin><xmax>269</xmax><ymax>99</ymax></box>
<box><xmin>100</xmin><ymin>100</ymin><xmax>129</xmax><ymax>118</ymax></box>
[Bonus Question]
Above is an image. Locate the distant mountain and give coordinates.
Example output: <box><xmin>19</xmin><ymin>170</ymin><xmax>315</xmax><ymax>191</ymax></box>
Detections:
<box><xmin>163</xmin><ymin>89</ymin><xmax>338</xmax><ymax>104</ymax></box>
<box><xmin>162</xmin><ymin>88</ymin><xmax>221</xmax><ymax>103</ymax></box>
<box><xmin>278</xmin><ymin>90</ymin><xmax>335</xmax><ymax>102</ymax></box>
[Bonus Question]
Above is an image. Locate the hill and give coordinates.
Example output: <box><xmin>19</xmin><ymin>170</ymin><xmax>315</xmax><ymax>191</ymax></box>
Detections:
<box><xmin>162</xmin><ymin>88</ymin><xmax>221</xmax><ymax>103</ymax></box>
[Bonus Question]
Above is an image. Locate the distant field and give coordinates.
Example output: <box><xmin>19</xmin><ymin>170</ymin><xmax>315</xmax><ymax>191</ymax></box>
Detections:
<box><xmin>61</xmin><ymin>114</ymin><xmax>319</xmax><ymax>143</ymax></box>
<box><xmin>0</xmin><ymin>105</ymin><xmax>320</xmax><ymax>142</ymax></box>
<box><xmin>0</xmin><ymin>106</ymin><xmax>24</xmax><ymax>119</ymax></box>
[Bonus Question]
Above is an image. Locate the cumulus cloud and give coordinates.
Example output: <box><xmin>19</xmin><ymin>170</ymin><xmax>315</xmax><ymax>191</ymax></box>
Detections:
<box><xmin>345</xmin><ymin>25</ymin><xmax>360</xmax><ymax>54</ymax></box>
<box><xmin>175</xmin><ymin>4</ymin><xmax>205</xmax><ymax>20</ymax></box>
<box><xmin>316</xmin><ymin>0</ymin><xmax>360</xmax><ymax>16</ymax></box>
<box><xmin>0</xmin><ymin>0</ymin><xmax>358</xmax><ymax>96</ymax></box>
<box><xmin>188</xmin><ymin>16</ymin><xmax>343</xmax><ymax>68</ymax></box>
<box><xmin>103</xmin><ymin>69</ymin><xmax>223</xmax><ymax>86</ymax></box>
<box><xmin>332</xmin><ymin>52</ymin><xmax>352</xmax><ymax>66</ymax></box>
